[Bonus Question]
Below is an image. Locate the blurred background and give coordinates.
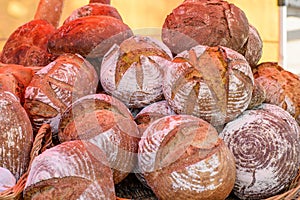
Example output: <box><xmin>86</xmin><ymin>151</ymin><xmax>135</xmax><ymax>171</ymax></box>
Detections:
<box><xmin>0</xmin><ymin>0</ymin><xmax>299</xmax><ymax>74</ymax></box>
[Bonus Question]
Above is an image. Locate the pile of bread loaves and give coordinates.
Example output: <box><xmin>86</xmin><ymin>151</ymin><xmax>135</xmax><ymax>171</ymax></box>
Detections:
<box><xmin>1</xmin><ymin>0</ymin><xmax>300</xmax><ymax>199</ymax></box>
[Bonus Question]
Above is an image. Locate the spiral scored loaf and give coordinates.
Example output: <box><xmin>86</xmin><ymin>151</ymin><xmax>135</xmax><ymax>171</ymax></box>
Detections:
<box><xmin>162</xmin><ymin>0</ymin><xmax>249</xmax><ymax>54</ymax></box>
<box><xmin>48</xmin><ymin>15</ymin><xmax>133</xmax><ymax>58</ymax></box>
<box><xmin>253</xmin><ymin>62</ymin><xmax>300</xmax><ymax>124</ymax></box>
<box><xmin>220</xmin><ymin>103</ymin><xmax>300</xmax><ymax>199</ymax></box>
<box><xmin>101</xmin><ymin>35</ymin><xmax>172</xmax><ymax>108</ymax></box>
<box><xmin>24</xmin><ymin>140</ymin><xmax>116</xmax><ymax>200</ymax></box>
<box><xmin>163</xmin><ymin>45</ymin><xmax>254</xmax><ymax>126</ymax></box>
<box><xmin>58</xmin><ymin>93</ymin><xmax>140</xmax><ymax>184</ymax></box>
<box><xmin>63</xmin><ymin>3</ymin><xmax>122</xmax><ymax>24</ymax></box>
<box><xmin>138</xmin><ymin>115</ymin><xmax>236</xmax><ymax>200</ymax></box>
<box><xmin>24</xmin><ymin>53</ymin><xmax>98</xmax><ymax>135</ymax></box>
<box><xmin>0</xmin><ymin>91</ymin><xmax>33</xmax><ymax>181</ymax></box>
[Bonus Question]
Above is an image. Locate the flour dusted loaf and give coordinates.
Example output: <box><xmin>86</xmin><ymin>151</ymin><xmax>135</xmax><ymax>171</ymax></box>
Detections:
<box><xmin>138</xmin><ymin>115</ymin><xmax>236</xmax><ymax>200</ymax></box>
<box><xmin>48</xmin><ymin>15</ymin><xmax>133</xmax><ymax>58</ymax></box>
<box><xmin>163</xmin><ymin>45</ymin><xmax>254</xmax><ymax>126</ymax></box>
<box><xmin>253</xmin><ymin>62</ymin><xmax>300</xmax><ymax>124</ymax></box>
<box><xmin>101</xmin><ymin>35</ymin><xmax>172</xmax><ymax>108</ymax></box>
<box><xmin>162</xmin><ymin>0</ymin><xmax>249</xmax><ymax>54</ymax></box>
<box><xmin>24</xmin><ymin>53</ymin><xmax>98</xmax><ymax>136</ymax></box>
<box><xmin>0</xmin><ymin>91</ymin><xmax>33</xmax><ymax>180</ymax></box>
<box><xmin>220</xmin><ymin>103</ymin><xmax>300</xmax><ymax>199</ymax></box>
<box><xmin>23</xmin><ymin>140</ymin><xmax>115</xmax><ymax>200</ymax></box>
<box><xmin>0</xmin><ymin>167</ymin><xmax>16</xmax><ymax>192</ymax></box>
<box><xmin>58</xmin><ymin>93</ymin><xmax>140</xmax><ymax>184</ymax></box>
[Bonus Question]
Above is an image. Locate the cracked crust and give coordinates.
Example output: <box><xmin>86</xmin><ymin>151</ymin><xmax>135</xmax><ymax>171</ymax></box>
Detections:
<box><xmin>162</xmin><ymin>0</ymin><xmax>249</xmax><ymax>54</ymax></box>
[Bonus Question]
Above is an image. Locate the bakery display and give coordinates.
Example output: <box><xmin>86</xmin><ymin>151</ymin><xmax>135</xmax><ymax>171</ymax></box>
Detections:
<box><xmin>162</xmin><ymin>0</ymin><xmax>249</xmax><ymax>54</ymax></box>
<box><xmin>23</xmin><ymin>140</ymin><xmax>116</xmax><ymax>200</ymax></box>
<box><xmin>163</xmin><ymin>45</ymin><xmax>254</xmax><ymax>126</ymax></box>
<box><xmin>58</xmin><ymin>93</ymin><xmax>140</xmax><ymax>184</ymax></box>
<box><xmin>23</xmin><ymin>53</ymin><xmax>98</xmax><ymax>136</ymax></box>
<box><xmin>100</xmin><ymin>35</ymin><xmax>172</xmax><ymax>108</ymax></box>
<box><xmin>0</xmin><ymin>91</ymin><xmax>33</xmax><ymax>181</ymax></box>
<box><xmin>1</xmin><ymin>0</ymin><xmax>299</xmax><ymax>199</ymax></box>
<box><xmin>220</xmin><ymin>103</ymin><xmax>300</xmax><ymax>199</ymax></box>
<box><xmin>253</xmin><ymin>62</ymin><xmax>300</xmax><ymax>124</ymax></box>
<box><xmin>138</xmin><ymin>115</ymin><xmax>236</xmax><ymax>200</ymax></box>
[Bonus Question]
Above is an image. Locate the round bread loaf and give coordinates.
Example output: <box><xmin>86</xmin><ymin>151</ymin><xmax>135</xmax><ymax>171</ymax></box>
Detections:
<box><xmin>58</xmin><ymin>93</ymin><xmax>140</xmax><ymax>184</ymax></box>
<box><xmin>23</xmin><ymin>53</ymin><xmax>98</xmax><ymax>136</ymax></box>
<box><xmin>162</xmin><ymin>0</ymin><xmax>249</xmax><ymax>54</ymax></box>
<box><xmin>138</xmin><ymin>114</ymin><xmax>236</xmax><ymax>200</ymax></box>
<box><xmin>100</xmin><ymin>35</ymin><xmax>172</xmax><ymax>108</ymax></box>
<box><xmin>135</xmin><ymin>100</ymin><xmax>176</xmax><ymax>135</ymax></box>
<box><xmin>253</xmin><ymin>62</ymin><xmax>300</xmax><ymax>124</ymax></box>
<box><xmin>0</xmin><ymin>20</ymin><xmax>56</xmax><ymax>66</ymax></box>
<box><xmin>247</xmin><ymin>79</ymin><xmax>266</xmax><ymax>109</ymax></box>
<box><xmin>163</xmin><ymin>45</ymin><xmax>254</xmax><ymax>126</ymax></box>
<box><xmin>23</xmin><ymin>140</ymin><xmax>116</xmax><ymax>200</ymax></box>
<box><xmin>220</xmin><ymin>103</ymin><xmax>300</xmax><ymax>199</ymax></box>
<box><xmin>0</xmin><ymin>167</ymin><xmax>16</xmax><ymax>192</ymax></box>
<box><xmin>239</xmin><ymin>24</ymin><xmax>263</xmax><ymax>69</ymax></box>
<box><xmin>0</xmin><ymin>91</ymin><xmax>33</xmax><ymax>180</ymax></box>
<box><xmin>63</xmin><ymin>3</ymin><xmax>122</xmax><ymax>24</ymax></box>
<box><xmin>48</xmin><ymin>15</ymin><xmax>133</xmax><ymax>58</ymax></box>
<box><xmin>0</xmin><ymin>65</ymin><xmax>34</xmax><ymax>104</ymax></box>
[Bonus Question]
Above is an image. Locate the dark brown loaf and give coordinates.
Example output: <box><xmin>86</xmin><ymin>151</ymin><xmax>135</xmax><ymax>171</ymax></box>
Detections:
<box><xmin>163</xmin><ymin>45</ymin><xmax>254</xmax><ymax>126</ymax></box>
<box><xmin>100</xmin><ymin>35</ymin><xmax>172</xmax><ymax>108</ymax></box>
<box><xmin>58</xmin><ymin>93</ymin><xmax>140</xmax><ymax>184</ymax></box>
<box><xmin>23</xmin><ymin>53</ymin><xmax>98</xmax><ymax>136</ymax></box>
<box><xmin>0</xmin><ymin>0</ymin><xmax>64</xmax><ymax>66</ymax></box>
<box><xmin>0</xmin><ymin>64</ymin><xmax>34</xmax><ymax>104</ymax></box>
<box><xmin>138</xmin><ymin>115</ymin><xmax>236</xmax><ymax>200</ymax></box>
<box><xmin>48</xmin><ymin>16</ymin><xmax>133</xmax><ymax>58</ymax></box>
<box><xmin>63</xmin><ymin>3</ymin><xmax>122</xmax><ymax>24</ymax></box>
<box><xmin>23</xmin><ymin>140</ymin><xmax>116</xmax><ymax>200</ymax></box>
<box><xmin>0</xmin><ymin>20</ymin><xmax>56</xmax><ymax>66</ymax></box>
<box><xmin>220</xmin><ymin>103</ymin><xmax>300</xmax><ymax>199</ymax></box>
<box><xmin>253</xmin><ymin>62</ymin><xmax>300</xmax><ymax>124</ymax></box>
<box><xmin>0</xmin><ymin>91</ymin><xmax>33</xmax><ymax>180</ymax></box>
<box><xmin>89</xmin><ymin>0</ymin><xmax>111</xmax><ymax>4</ymax></box>
<box><xmin>162</xmin><ymin>0</ymin><xmax>249</xmax><ymax>54</ymax></box>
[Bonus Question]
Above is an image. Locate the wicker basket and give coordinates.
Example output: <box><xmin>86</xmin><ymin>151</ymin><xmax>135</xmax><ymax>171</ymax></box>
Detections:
<box><xmin>0</xmin><ymin>123</ymin><xmax>299</xmax><ymax>200</ymax></box>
